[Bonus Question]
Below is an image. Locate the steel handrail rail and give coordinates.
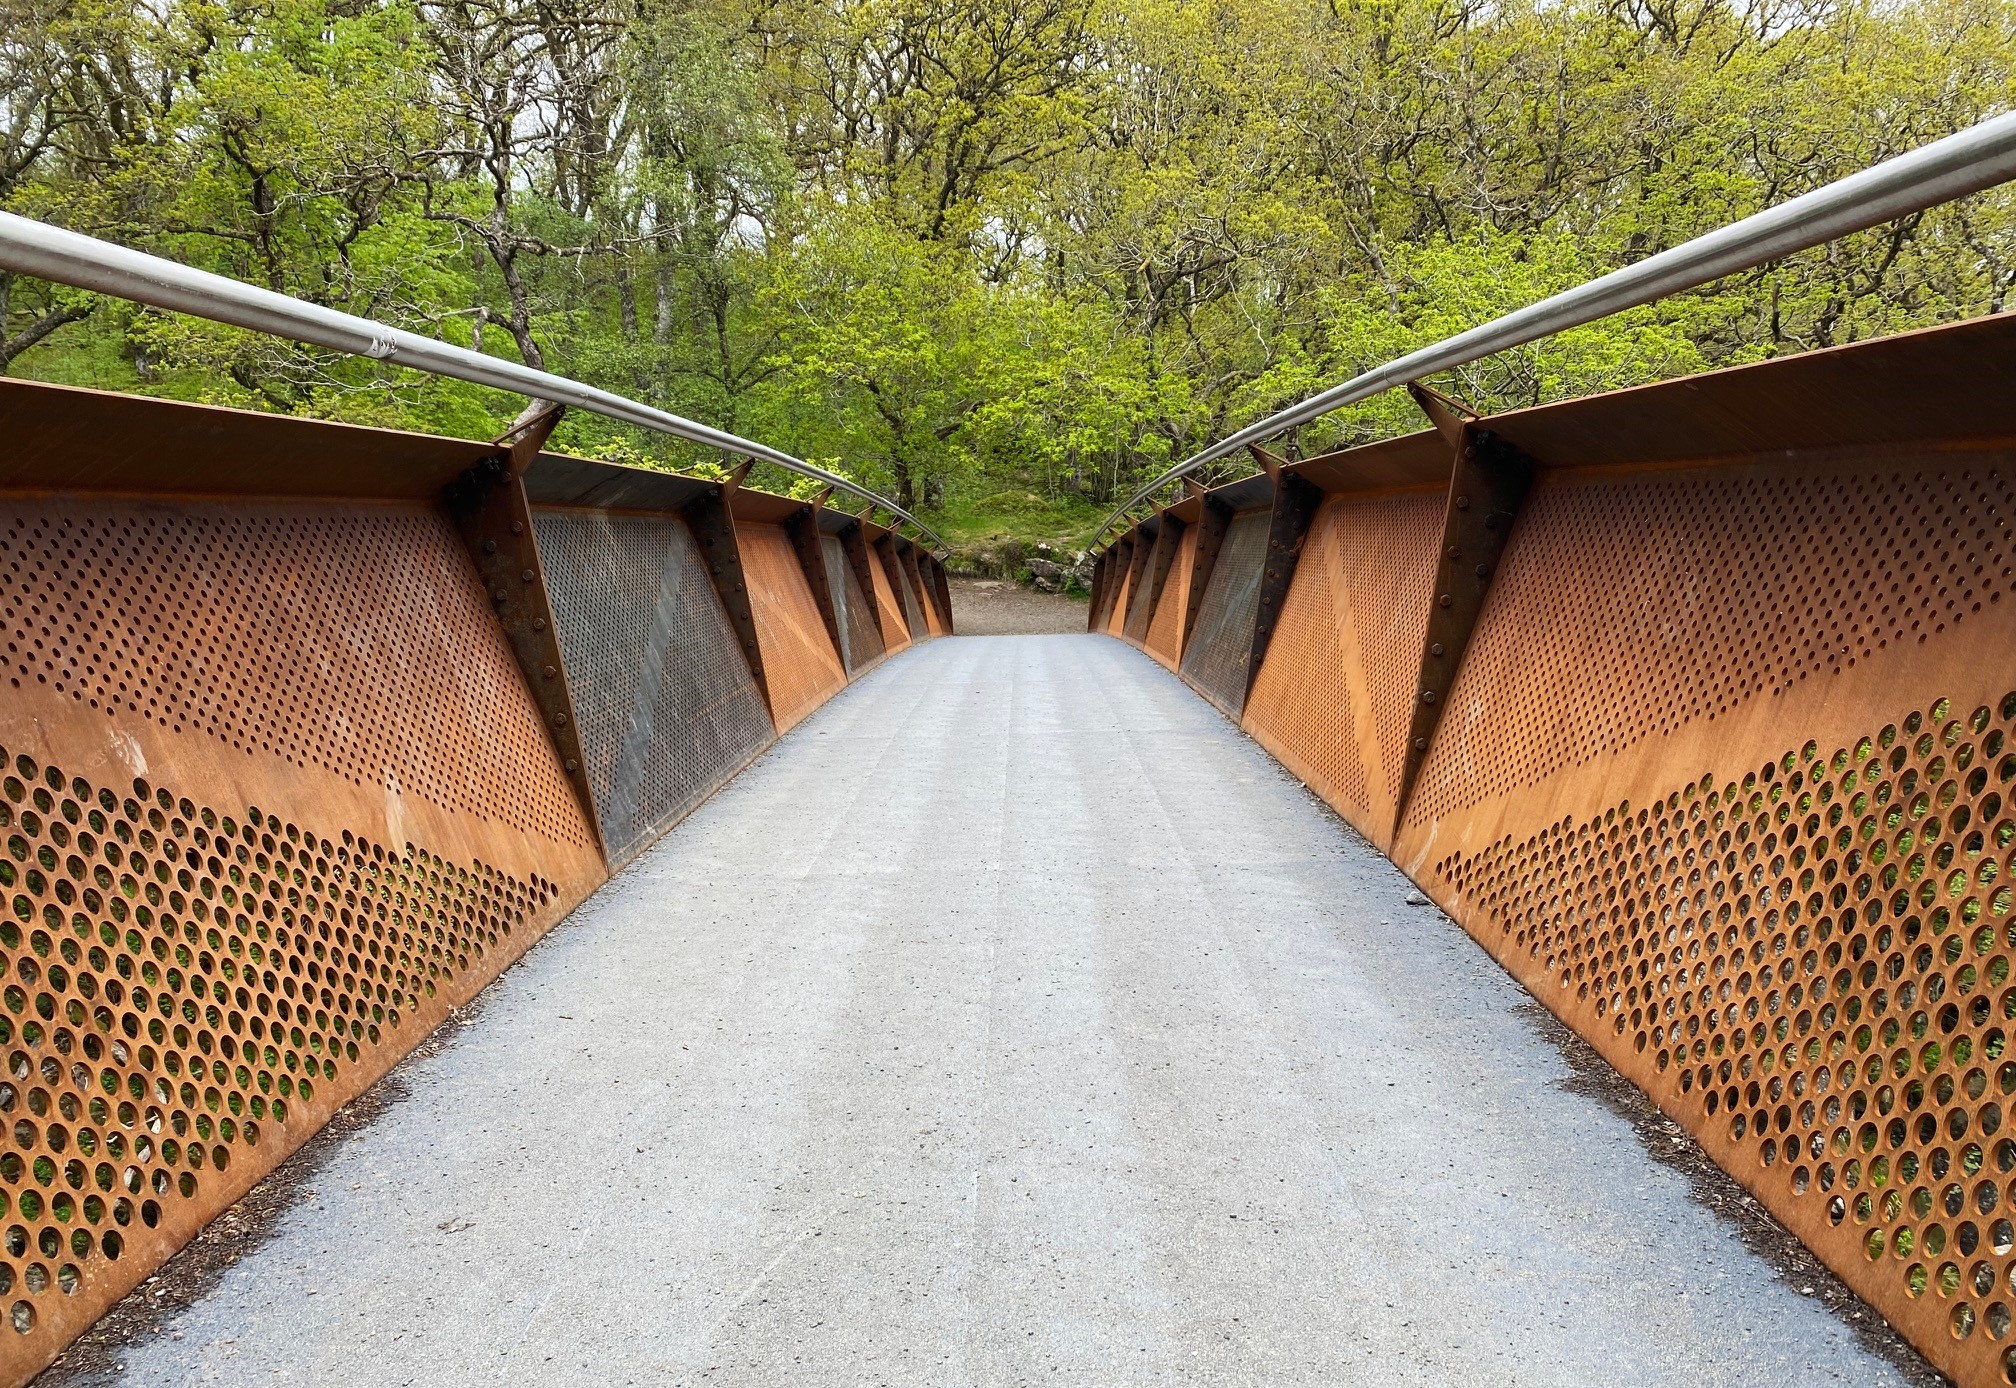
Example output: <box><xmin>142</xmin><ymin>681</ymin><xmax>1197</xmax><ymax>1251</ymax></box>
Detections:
<box><xmin>1093</xmin><ymin>108</ymin><xmax>2016</xmax><ymax>547</ymax></box>
<box><xmin>0</xmin><ymin>211</ymin><xmax>950</xmax><ymax>555</ymax></box>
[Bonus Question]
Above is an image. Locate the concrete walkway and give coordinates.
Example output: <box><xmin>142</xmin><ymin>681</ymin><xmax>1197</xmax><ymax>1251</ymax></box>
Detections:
<box><xmin>102</xmin><ymin>636</ymin><xmax>1916</xmax><ymax>1386</ymax></box>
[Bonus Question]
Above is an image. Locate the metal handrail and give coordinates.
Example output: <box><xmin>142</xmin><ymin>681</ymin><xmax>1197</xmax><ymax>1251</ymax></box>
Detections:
<box><xmin>0</xmin><ymin>211</ymin><xmax>950</xmax><ymax>554</ymax></box>
<box><xmin>1093</xmin><ymin>108</ymin><xmax>2016</xmax><ymax>547</ymax></box>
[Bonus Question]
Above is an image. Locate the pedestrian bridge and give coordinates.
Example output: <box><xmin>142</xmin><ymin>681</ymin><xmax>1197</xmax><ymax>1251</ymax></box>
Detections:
<box><xmin>1</xmin><ymin>309</ymin><xmax>2012</xmax><ymax>1388</ymax></box>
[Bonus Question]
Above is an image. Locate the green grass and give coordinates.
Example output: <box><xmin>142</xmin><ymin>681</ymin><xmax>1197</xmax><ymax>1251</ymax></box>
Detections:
<box><xmin>927</xmin><ymin>488</ymin><xmax>1109</xmax><ymax>558</ymax></box>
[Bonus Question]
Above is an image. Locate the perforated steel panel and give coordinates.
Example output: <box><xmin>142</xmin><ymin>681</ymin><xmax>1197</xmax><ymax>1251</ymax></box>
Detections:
<box><xmin>738</xmin><ymin>523</ymin><xmax>846</xmax><ymax>734</ymax></box>
<box><xmin>1143</xmin><ymin>528</ymin><xmax>1197</xmax><ymax>669</ymax></box>
<box><xmin>534</xmin><ymin>508</ymin><xmax>775</xmax><ymax>863</ymax></box>
<box><xmin>1394</xmin><ymin>447</ymin><xmax>2016</xmax><ymax>1388</ymax></box>
<box><xmin>0</xmin><ymin>489</ymin><xmax>599</xmax><ymax>1383</ymax></box>
<box><xmin>1243</xmin><ymin>491</ymin><xmax>1443</xmax><ymax>844</ymax></box>
<box><xmin>868</xmin><ymin>553</ymin><xmax>912</xmax><ymax>656</ymax></box>
<box><xmin>821</xmin><ymin>534</ymin><xmax>884</xmax><ymax>675</ymax></box>
<box><xmin>1406</xmin><ymin>464</ymin><xmax>2016</xmax><ymax>832</ymax></box>
<box><xmin>0</xmin><ymin>500</ymin><xmax>589</xmax><ymax>854</ymax></box>
<box><xmin>1178</xmin><ymin>509</ymin><xmax>1271</xmax><ymax>718</ymax></box>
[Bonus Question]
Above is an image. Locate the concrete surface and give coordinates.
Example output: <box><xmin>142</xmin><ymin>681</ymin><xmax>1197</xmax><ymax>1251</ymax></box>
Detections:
<box><xmin>100</xmin><ymin>636</ymin><xmax>1917</xmax><ymax>1386</ymax></box>
<box><xmin>945</xmin><ymin>576</ymin><xmax>1086</xmax><ymax>635</ymax></box>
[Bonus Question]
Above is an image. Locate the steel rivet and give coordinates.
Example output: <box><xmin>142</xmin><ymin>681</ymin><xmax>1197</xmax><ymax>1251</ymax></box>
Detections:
<box><xmin>564</xmin><ymin>759</ymin><xmax>578</xmax><ymax>773</ymax></box>
<box><xmin>1421</xmin><ymin>689</ymin><xmax>1436</xmax><ymax>704</ymax></box>
<box><xmin>483</xmin><ymin>539</ymin><xmax>498</xmax><ymax>553</ymax></box>
<box><xmin>1438</xmin><ymin>594</ymin><xmax>1452</xmax><ymax>608</ymax></box>
<box><xmin>1454</xmin><ymin>495</ymin><xmax>1470</xmax><ymax>509</ymax></box>
<box><xmin>493</xmin><ymin>589</ymin><xmax>507</xmax><ymax>603</ymax></box>
<box><xmin>1446</xmin><ymin>545</ymin><xmax>1461</xmax><ymax>560</ymax></box>
<box><xmin>1414</xmin><ymin>736</ymin><xmax>1428</xmax><ymax>751</ymax></box>
<box><xmin>542</xmin><ymin>666</ymin><xmax>557</xmax><ymax>679</ymax></box>
<box><xmin>1430</xmin><ymin>643</ymin><xmax>1444</xmax><ymax>657</ymax></box>
<box><xmin>532</xmin><ymin>617</ymin><xmax>547</xmax><ymax>631</ymax></box>
<box><xmin>1475</xmin><ymin>563</ymin><xmax>1489</xmax><ymax>578</ymax></box>
<box><xmin>510</xmin><ymin>521</ymin><xmax>524</xmax><ymax>535</ymax></box>
<box><xmin>552</xmin><ymin>713</ymin><xmax>567</xmax><ymax>727</ymax></box>
<box><xmin>521</xmin><ymin>569</ymin><xmax>535</xmax><ymax>583</ymax></box>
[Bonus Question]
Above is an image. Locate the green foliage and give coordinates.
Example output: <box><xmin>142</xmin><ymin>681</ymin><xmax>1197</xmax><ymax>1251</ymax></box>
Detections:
<box><xmin>1</xmin><ymin>0</ymin><xmax>2012</xmax><ymax>534</ymax></box>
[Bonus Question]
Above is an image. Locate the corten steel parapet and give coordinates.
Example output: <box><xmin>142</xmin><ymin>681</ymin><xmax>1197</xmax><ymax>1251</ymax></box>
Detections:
<box><xmin>1088</xmin><ymin>310</ymin><xmax>2016</xmax><ymax>1388</ymax></box>
<box><xmin>0</xmin><ymin>378</ymin><xmax>938</xmax><ymax>1386</ymax></box>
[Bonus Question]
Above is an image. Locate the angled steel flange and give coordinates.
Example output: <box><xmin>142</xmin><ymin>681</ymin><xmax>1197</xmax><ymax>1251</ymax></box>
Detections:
<box><xmin>784</xmin><ymin>487</ymin><xmax>847</xmax><ymax>664</ymax></box>
<box><xmin>683</xmin><ymin>478</ymin><xmax>774</xmax><ymax>721</ymax></box>
<box><xmin>1177</xmin><ymin>495</ymin><xmax>1232</xmax><ymax>665</ymax></box>
<box><xmin>1391</xmin><ymin>413</ymin><xmax>1536</xmax><ymax>832</ymax></box>
<box><xmin>442</xmin><ymin>403</ymin><xmax>605</xmax><ymax>854</ymax></box>
<box><xmin>839</xmin><ymin>514</ymin><xmax>896</xmax><ymax>647</ymax></box>
<box><xmin>1128</xmin><ymin>511</ymin><xmax>1187</xmax><ymax>645</ymax></box>
<box><xmin>1241</xmin><ymin>451</ymin><xmax>1325</xmax><ymax>709</ymax></box>
<box><xmin>1119</xmin><ymin>528</ymin><xmax>1155</xmax><ymax>639</ymax></box>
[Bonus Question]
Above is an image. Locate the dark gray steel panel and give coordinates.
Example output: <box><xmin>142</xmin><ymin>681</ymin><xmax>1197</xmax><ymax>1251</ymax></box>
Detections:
<box><xmin>1178</xmin><ymin>508</ymin><xmax>1271</xmax><ymax>718</ymax></box>
<box><xmin>822</xmin><ymin>533</ymin><xmax>885</xmax><ymax>674</ymax></box>
<box><xmin>535</xmin><ymin>508</ymin><xmax>775</xmax><ymax>863</ymax></box>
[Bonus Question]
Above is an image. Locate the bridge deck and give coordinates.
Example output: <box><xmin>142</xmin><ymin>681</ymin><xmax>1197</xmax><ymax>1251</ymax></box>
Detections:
<box><xmin>91</xmin><ymin>636</ymin><xmax>1914</xmax><ymax>1386</ymax></box>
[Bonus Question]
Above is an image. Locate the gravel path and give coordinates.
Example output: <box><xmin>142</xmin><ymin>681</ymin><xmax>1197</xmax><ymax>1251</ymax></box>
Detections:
<box><xmin>68</xmin><ymin>637</ymin><xmax>1927</xmax><ymax>1388</ymax></box>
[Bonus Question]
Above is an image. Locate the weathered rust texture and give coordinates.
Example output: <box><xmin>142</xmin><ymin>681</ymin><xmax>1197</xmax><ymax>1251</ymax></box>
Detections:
<box><xmin>891</xmin><ymin>541</ymin><xmax>931</xmax><ymax>639</ymax></box>
<box><xmin>735</xmin><ymin>523</ymin><xmax>849</xmax><ymax>734</ymax></box>
<box><xmin>784</xmin><ymin>500</ymin><xmax>846</xmax><ymax>663</ymax></box>
<box><xmin>1398</xmin><ymin>440</ymin><xmax>2016</xmax><ymax>1388</ymax></box>
<box><xmin>838</xmin><ymin>520</ymin><xmax>898</xmax><ymax>655</ymax></box>
<box><xmin>865</xmin><ymin>531</ymin><xmax>914</xmax><ymax>656</ymax></box>
<box><xmin>0</xmin><ymin>468</ymin><xmax>603</xmax><ymax>1384</ymax></box>
<box><xmin>929</xmin><ymin>555</ymin><xmax>956</xmax><ymax>635</ymax></box>
<box><xmin>1179</xmin><ymin>498</ymin><xmax>1232</xmax><ymax>665</ymax></box>
<box><xmin>1392</xmin><ymin>424</ymin><xmax>1536</xmax><ymax>832</ymax></box>
<box><xmin>682</xmin><ymin>486</ymin><xmax>773</xmax><ymax>719</ymax></box>
<box><xmin>1242</xmin><ymin>468</ymin><xmax>1325</xmax><ymax>710</ymax></box>
<box><xmin>1177</xmin><ymin>508</ymin><xmax>1271</xmax><ymax>719</ymax></box>
<box><xmin>1125</xmin><ymin>517</ymin><xmax>1184</xmax><ymax>647</ymax></box>
<box><xmin>1117</xmin><ymin>530</ymin><xmax>1156</xmax><ymax>645</ymax></box>
<box><xmin>1087</xmin><ymin>549</ymin><xmax>1111</xmax><ymax>631</ymax></box>
<box><xmin>1095</xmin><ymin>312</ymin><xmax>2016</xmax><ymax>1388</ymax></box>
<box><xmin>1104</xmin><ymin>535</ymin><xmax>1137</xmax><ymax>638</ymax></box>
<box><xmin>1143</xmin><ymin>524</ymin><xmax>1199</xmax><ymax>670</ymax></box>
<box><xmin>900</xmin><ymin>542</ymin><xmax>944</xmax><ymax>637</ymax></box>
<box><xmin>532</xmin><ymin>506</ymin><xmax>774</xmax><ymax>866</ymax></box>
<box><xmin>1241</xmin><ymin>488</ymin><xmax>1444</xmax><ymax>848</ymax></box>
<box><xmin>441</xmin><ymin>409</ymin><xmax>603</xmax><ymax>851</ymax></box>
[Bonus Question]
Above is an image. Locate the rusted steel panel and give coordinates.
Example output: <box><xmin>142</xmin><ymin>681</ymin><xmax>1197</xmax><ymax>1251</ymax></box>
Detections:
<box><xmin>1392</xmin><ymin>427</ymin><xmax>1536</xmax><ymax>829</ymax></box>
<box><xmin>443</xmin><ymin>447</ymin><xmax>603</xmax><ymax>851</ymax></box>
<box><xmin>1397</xmin><ymin>444</ymin><xmax>2016</xmax><ymax>1388</ymax></box>
<box><xmin>865</xmin><ymin>537</ymin><xmax>913</xmax><ymax>657</ymax></box>
<box><xmin>1124</xmin><ymin>518</ymin><xmax>1182</xmax><ymax>647</ymax></box>
<box><xmin>1104</xmin><ymin>545</ymin><xmax>1135</xmax><ymax>639</ymax></box>
<box><xmin>1100</xmin><ymin>311</ymin><xmax>2016</xmax><ymax>1386</ymax></box>
<box><xmin>0</xmin><ymin>486</ymin><xmax>603</xmax><ymax>1385</ymax></box>
<box><xmin>533</xmin><ymin>508</ymin><xmax>775</xmax><ymax>866</ymax></box>
<box><xmin>784</xmin><ymin>506</ymin><xmax>847</xmax><ymax>664</ymax></box>
<box><xmin>930</xmin><ymin>557</ymin><xmax>956</xmax><ymax>635</ymax></box>
<box><xmin>683</xmin><ymin>487</ymin><xmax>772</xmax><ymax>717</ymax></box>
<box><xmin>1177</xmin><ymin>509</ymin><xmax>1271</xmax><ymax>719</ymax></box>
<box><xmin>907</xmin><ymin>545</ymin><xmax>946</xmax><ymax>637</ymax></box>
<box><xmin>820</xmin><ymin>533</ymin><xmax>885</xmax><ymax>676</ymax></box>
<box><xmin>1242</xmin><ymin>468</ymin><xmax>1325</xmax><ymax>711</ymax></box>
<box><xmin>890</xmin><ymin>541</ymin><xmax>930</xmax><ymax>640</ymax></box>
<box><xmin>1143</xmin><ymin>525</ymin><xmax>1199</xmax><ymax>670</ymax></box>
<box><xmin>1241</xmin><ymin>490</ymin><xmax>1444</xmax><ymax>847</ymax></box>
<box><xmin>737</xmin><ymin>523</ymin><xmax>849</xmax><ymax>734</ymax></box>
<box><xmin>1178</xmin><ymin>500</ymin><xmax>1231</xmax><ymax>665</ymax></box>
